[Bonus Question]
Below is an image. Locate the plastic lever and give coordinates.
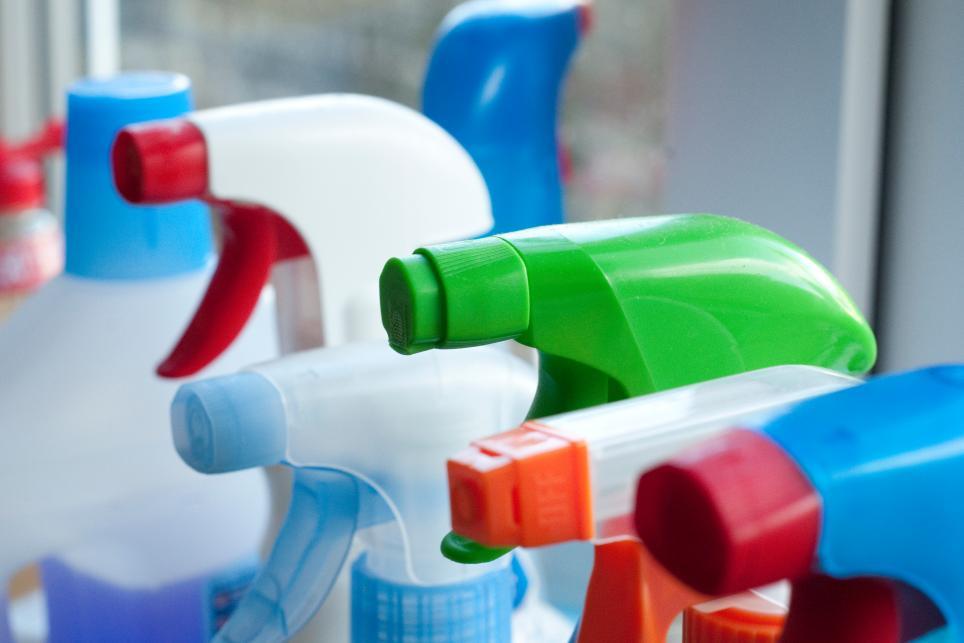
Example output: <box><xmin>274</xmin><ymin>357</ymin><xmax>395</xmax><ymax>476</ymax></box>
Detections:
<box><xmin>214</xmin><ymin>468</ymin><xmax>363</xmax><ymax>643</ymax></box>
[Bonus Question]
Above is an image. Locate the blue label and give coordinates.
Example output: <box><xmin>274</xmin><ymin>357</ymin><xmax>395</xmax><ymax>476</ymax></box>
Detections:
<box><xmin>204</xmin><ymin>557</ymin><xmax>260</xmax><ymax>636</ymax></box>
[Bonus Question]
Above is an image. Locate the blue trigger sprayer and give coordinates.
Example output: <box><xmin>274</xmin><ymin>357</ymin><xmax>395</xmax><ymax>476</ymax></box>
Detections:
<box><xmin>424</xmin><ymin>0</ymin><xmax>591</xmax><ymax>232</ymax></box>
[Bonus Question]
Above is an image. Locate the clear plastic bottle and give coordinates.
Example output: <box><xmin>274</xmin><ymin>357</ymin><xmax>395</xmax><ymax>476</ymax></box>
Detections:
<box><xmin>171</xmin><ymin>342</ymin><xmax>573</xmax><ymax>642</ymax></box>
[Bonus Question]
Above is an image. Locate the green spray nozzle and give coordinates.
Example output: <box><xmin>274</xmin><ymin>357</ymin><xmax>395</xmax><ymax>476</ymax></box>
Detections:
<box><xmin>379</xmin><ymin>214</ymin><xmax>877</xmax><ymax>562</ymax></box>
<box><xmin>381</xmin><ymin>237</ymin><xmax>530</xmax><ymax>354</ymax></box>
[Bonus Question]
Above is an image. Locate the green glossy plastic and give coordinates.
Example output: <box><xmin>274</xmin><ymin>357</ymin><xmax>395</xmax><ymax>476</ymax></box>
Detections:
<box><xmin>380</xmin><ymin>214</ymin><xmax>877</xmax><ymax>563</ymax></box>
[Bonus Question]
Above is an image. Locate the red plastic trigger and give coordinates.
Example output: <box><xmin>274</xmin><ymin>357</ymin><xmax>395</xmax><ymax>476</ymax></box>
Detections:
<box><xmin>156</xmin><ymin>202</ymin><xmax>308</xmax><ymax>378</ymax></box>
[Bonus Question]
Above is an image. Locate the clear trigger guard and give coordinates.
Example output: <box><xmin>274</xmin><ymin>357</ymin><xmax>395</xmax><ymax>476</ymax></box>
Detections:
<box><xmin>213</xmin><ymin>466</ymin><xmax>416</xmax><ymax>643</ymax></box>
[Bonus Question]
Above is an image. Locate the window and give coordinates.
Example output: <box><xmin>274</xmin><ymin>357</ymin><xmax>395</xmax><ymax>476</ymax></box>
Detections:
<box><xmin>120</xmin><ymin>0</ymin><xmax>670</xmax><ymax>220</ymax></box>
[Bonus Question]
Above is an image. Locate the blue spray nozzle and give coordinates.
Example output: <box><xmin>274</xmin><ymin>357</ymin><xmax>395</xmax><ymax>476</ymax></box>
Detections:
<box><xmin>171</xmin><ymin>372</ymin><xmax>286</xmax><ymax>474</ymax></box>
<box><xmin>423</xmin><ymin>0</ymin><xmax>588</xmax><ymax>234</ymax></box>
<box><xmin>64</xmin><ymin>72</ymin><xmax>213</xmax><ymax>280</ymax></box>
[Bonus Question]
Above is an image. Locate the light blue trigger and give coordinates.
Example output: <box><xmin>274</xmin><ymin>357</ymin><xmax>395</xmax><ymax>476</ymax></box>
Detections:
<box><xmin>214</xmin><ymin>468</ymin><xmax>390</xmax><ymax>643</ymax></box>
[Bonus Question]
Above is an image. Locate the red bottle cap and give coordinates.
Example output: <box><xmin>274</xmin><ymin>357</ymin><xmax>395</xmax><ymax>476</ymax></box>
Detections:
<box><xmin>0</xmin><ymin>118</ymin><xmax>64</xmax><ymax>212</ymax></box>
<box><xmin>112</xmin><ymin>118</ymin><xmax>208</xmax><ymax>204</ymax></box>
<box><xmin>781</xmin><ymin>575</ymin><xmax>901</xmax><ymax>643</ymax></box>
<box><xmin>0</xmin><ymin>158</ymin><xmax>43</xmax><ymax>212</ymax></box>
<box><xmin>634</xmin><ymin>428</ymin><xmax>821</xmax><ymax>596</ymax></box>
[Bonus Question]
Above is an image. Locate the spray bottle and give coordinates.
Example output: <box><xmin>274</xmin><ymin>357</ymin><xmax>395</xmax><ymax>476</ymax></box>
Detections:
<box><xmin>380</xmin><ymin>214</ymin><xmax>877</xmax><ymax>640</ymax></box>
<box><xmin>635</xmin><ymin>365</ymin><xmax>964</xmax><ymax>643</ymax></box>
<box><xmin>114</xmin><ymin>2</ymin><xmax>589</xmax><ymax>638</ymax></box>
<box><xmin>0</xmin><ymin>119</ymin><xmax>64</xmax><ymax>313</ymax></box>
<box><xmin>167</xmin><ymin>342</ymin><xmax>556</xmax><ymax>642</ymax></box>
<box><xmin>111</xmin><ymin>93</ymin><xmax>493</xmax><ymax>642</ymax></box>
<box><xmin>0</xmin><ymin>73</ymin><xmax>278</xmax><ymax>642</ymax></box>
<box><xmin>423</xmin><ymin>0</ymin><xmax>591</xmax><ymax>233</ymax></box>
<box><xmin>447</xmin><ymin>364</ymin><xmax>860</xmax><ymax>641</ymax></box>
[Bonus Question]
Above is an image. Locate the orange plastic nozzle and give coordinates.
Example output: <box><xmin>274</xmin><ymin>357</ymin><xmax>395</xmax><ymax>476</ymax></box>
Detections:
<box><xmin>683</xmin><ymin>593</ymin><xmax>785</xmax><ymax>642</ymax></box>
<box><xmin>446</xmin><ymin>422</ymin><xmax>593</xmax><ymax>548</ymax></box>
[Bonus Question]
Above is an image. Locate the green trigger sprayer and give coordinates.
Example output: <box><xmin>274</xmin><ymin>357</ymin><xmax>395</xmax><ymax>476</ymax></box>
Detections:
<box><xmin>380</xmin><ymin>214</ymin><xmax>876</xmax><ymax>641</ymax></box>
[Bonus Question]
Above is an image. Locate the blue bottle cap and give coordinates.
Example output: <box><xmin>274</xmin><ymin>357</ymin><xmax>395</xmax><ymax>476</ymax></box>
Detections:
<box><xmin>64</xmin><ymin>72</ymin><xmax>213</xmax><ymax>279</ymax></box>
<box><xmin>170</xmin><ymin>372</ymin><xmax>287</xmax><ymax>474</ymax></box>
<box><xmin>351</xmin><ymin>554</ymin><xmax>514</xmax><ymax>643</ymax></box>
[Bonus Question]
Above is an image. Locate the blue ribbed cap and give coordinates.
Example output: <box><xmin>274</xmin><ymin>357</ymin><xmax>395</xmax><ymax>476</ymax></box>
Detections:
<box><xmin>423</xmin><ymin>1</ymin><xmax>584</xmax><ymax>234</ymax></box>
<box><xmin>351</xmin><ymin>554</ymin><xmax>514</xmax><ymax>643</ymax></box>
<box><xmin>64</xmin><ymin>72</ymin><xmax>213</xmax><ymax>279</ymax></box>
<box><xmin>170</xmin><ymin>372</ymin><xmax>287</xmax><ymax>474</ymax></box>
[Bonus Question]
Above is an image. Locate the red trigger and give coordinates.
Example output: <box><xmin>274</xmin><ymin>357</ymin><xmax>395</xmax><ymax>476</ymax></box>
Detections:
<box><xmin>156</xmin><ymin>202</ymin><xmax>308</xmax><ymax>378</ymax></box>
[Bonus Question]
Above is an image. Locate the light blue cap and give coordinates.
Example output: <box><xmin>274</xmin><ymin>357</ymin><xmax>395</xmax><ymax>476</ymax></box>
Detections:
<box><xmin>170</xmin><ymin>372</ymin><xmax>287</xmax><ymax>474</ymax></box>
<box><xmin>351</xmin><ymin>554</ymin><xmax>514</xmax><ymax>643</ymax></box>
<box><xmin>64</xmin><ymin>72</ymin><xmax>213</xmax><ymax>279</ymax></box>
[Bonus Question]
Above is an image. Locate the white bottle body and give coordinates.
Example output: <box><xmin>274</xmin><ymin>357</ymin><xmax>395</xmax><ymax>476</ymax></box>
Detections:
<box><xmin>0</xmin><ymin>267</ymin><xmax>277</xmax><ymax>587</ymax></box>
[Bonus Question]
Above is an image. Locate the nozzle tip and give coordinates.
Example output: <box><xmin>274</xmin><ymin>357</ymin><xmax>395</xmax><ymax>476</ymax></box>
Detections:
<box><xmin>634</xmin><ymin>429</ymin><xmax>820</xmax><ymax>596</ymax></box>
<box><xmin>379</xmin><ymin>255</ymin><xmax>443</xmax><ymax>354</ymax></box>
<box><xmin>112</xmin><ymin>118</ymin><xmax>208</xmax><ymax>204</ymax></box>
<box><xmin>171</xmin><ymin>372</ymin><xmax>286</xmax><ymax>473</ymax></box>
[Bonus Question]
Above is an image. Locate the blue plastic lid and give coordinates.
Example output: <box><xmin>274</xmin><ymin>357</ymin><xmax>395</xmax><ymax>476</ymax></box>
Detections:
<box><xmin>170</xmin><ymin>372</ymin><xmax>287</xmax><ymax>474</ymax></box>
<box><xmin>423</xmin><ymin>0</ymin><xmax>585</xmax><ymax>234</ymax></box>
<box><xmin>64</xmin><ymin>72</ymin><xmax>213</xmax><ymax>279</ymax></box>
<box><xmin>351</xmin><ymin>554</ymin><xmax>514</xmax><ymax>643</ymax></box>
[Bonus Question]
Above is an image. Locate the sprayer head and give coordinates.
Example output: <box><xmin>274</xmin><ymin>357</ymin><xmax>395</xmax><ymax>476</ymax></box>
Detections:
<box><xmin>379</xmin><ymin>237</ymin><xmax>530</xmax><ymax>354</ymax></box>
<box><xmin>634</xmin><ymin>428</ymin><xmax>821</xmax><ymax>597</ymax></box>
<box><xmin>112</xmin><ymin>118</ymin><xmax>208</xmax><ymax>205</ymax></box>
<box><xmin>170</xmin><ymin>372</ymin><xmax>287</xmax><ymax>474</ymax></box>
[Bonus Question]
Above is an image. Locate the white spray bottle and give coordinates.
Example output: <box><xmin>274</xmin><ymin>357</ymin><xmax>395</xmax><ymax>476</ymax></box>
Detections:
<box><xmin>0</xmin><ymin>73</ymin><xmax>278</xmax><ymax>642</ymax></box>
<box><xmin>111</xmin><ymin>94</ymin><xmax>493</xmax><ymax>642</ymax></box>
<box><xmin>170</xmin><ymin>343</ymin><xmax>542</xmax><ymax>642</ymax></box>
<box><xmin>113</xmin><ymin>1</ymin><xmax>590</xmax><ymax>638</ymax></box>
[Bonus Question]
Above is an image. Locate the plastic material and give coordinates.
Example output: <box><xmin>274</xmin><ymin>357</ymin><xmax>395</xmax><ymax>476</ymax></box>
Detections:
<box><xmin>41</xmin><ymin>557</ymin><xmax>257</xmax><ymax>643</ymax></box>
<box><xmin>171</xmin><ymin>372</ymin><xmax>286</xmax><ymax>474</ymax></box>
<box><xmin>113</xmin><ymin>94</ymin><xmax>492</xmax><ymax>376</ymax></box>
<box><xmin>383</xmin><ymin>214</ymin><xmax>876</xmax><ymax>639</ymax></box>
<box><xmin>634</xmin><ymin>428</ymin><xmax>821</xmax><ymax>597</ymax></box>
<box><xmin>0</xmin><ymin>591</ymin><xmax>9</xmax><ymax>643</ymax></box>
<box><xmin>382</xmin><ymin>215</ymin><xmax>875</xmax><ymax>554</ymax></box>
<box><xmin>139</xmin><ymin>7</ymin><xmax>587</xmax><ymax>636</ymax></box>
<box><xmin>171</xmin><ymin>343</ymin><xmax>539</xmax><ymax>642</ymax></box>
<box><xmin>0</xmin><ymin>208</ymin><xmax>62</xmax><ymax>295</ymax></box>
<box><xmin>0</xmin><ymin>119</ymin><xmax>63</xmax><ymax>211</ymax></box>
<box><xmin>449</xmin><ymin>365</ymin><xmax>856</xmax><ymax>550</ymax></box>
<box><xmin>112</xmin><ymin>118</ymin><xmax>207</xmax><ymax>204</ymax></box>
<box><xmin>65</xmin><ymin>73</ymin><xmax>212</xmax><ymax>279</ymax></box>
<box><xmin>683</xmin><ymin>592</ymin><xmax>785</xmax><ymax>643</ymax></box>
<box><xmin>576</xmin><ymin>538</ymin><xmax>707</xmax><ymax>643</ymax></box>
<box><xmin>0</xmin><ymin>120</ymin><xmax>64</xmax><ymax>298</ymax></box>
<box><xmin>0</xmin><ymin>73</ymin><xmax>278</xmax><ymax>643</ymax></box>
<box><xmin>351</xmin><ymin>553</ymin><xmax>514</xmax><ymax>643</ymax></box>
<box><xmin>423</xmin><ymin>0</ymin><xmax>589</xmax><ymax>233</ymax></box>
<box><xmin>636</xmin><ymin>366</ymin><xmax>964</xmax><ymax>642</ymax></box>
